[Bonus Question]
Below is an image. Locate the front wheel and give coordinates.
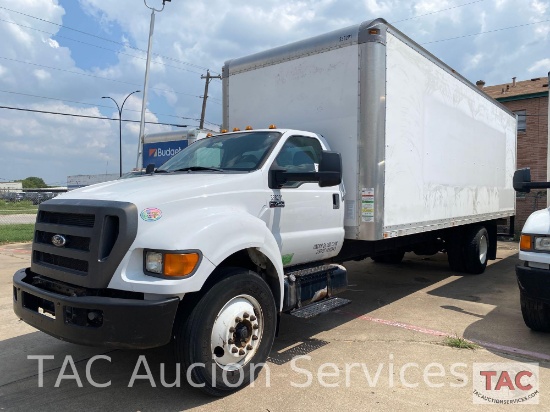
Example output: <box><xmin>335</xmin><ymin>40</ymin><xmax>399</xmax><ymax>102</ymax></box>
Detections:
<box><xmin>520</xmin><ymin>292</ymin><xmax>550</xmax><ymax>332</ymax></box>
<box><xmin>175</xmin><ymin>269</ymin><xmax>277</xmax><ymax>396</ymax></box>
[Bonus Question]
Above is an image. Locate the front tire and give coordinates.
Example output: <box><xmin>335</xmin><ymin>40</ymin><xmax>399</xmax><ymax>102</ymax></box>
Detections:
<box><xmin>520</xmin><ymin>292</ymin><xmax>550</xmax><ymax>332</ymax></box>
<box><xmin>175</xmin><ymin>269</ymin><xmax>276</xmax><ymax>396</ymax></box>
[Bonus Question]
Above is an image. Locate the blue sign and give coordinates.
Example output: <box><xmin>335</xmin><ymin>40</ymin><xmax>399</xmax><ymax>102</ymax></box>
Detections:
<box><xmin>142</xmin><ymin>140</ymin><xmax>188</xmax><ymax>168</ymax></box>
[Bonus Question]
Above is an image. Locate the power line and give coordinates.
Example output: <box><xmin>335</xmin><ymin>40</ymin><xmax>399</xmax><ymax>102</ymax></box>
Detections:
<box><xmin>423</xmin><ymin>18</ymin><xmax>550</xmax><ymax>44</ymax></box>
<box><xmin>0</xmin><ymin>104</ymin><xmax>189</xmax><ymax>127</ymax></box>
<box><xmin>391</xmin><ymin>0</ymin><xmax>486</xmax><ymax>24</ymax></box>
<box><xmin>0</xmin><ymin>5</ymin><xmax>219</xmax><ymax>75</ymax></box>
<box><xmin>0</xmin><ymin>18</ymin><xmax>204</xmax><ymax>75</ymax></box>
<box><xmin>0</xmin><ymin>56</ymin><xmax>204</xmax><ymax>99</ymax></box>
<box><xmin>0</xmin><ymin>89</ymin><xmax>221</xmax><ymax>127</ymax></box>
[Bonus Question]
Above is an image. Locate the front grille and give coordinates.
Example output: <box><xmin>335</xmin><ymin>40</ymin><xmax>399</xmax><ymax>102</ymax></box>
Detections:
<box><xmin>34</xmin><ymin>251</ymin><xmax>88</xmax><ymax>274</ymax></box>
<box><xmin>31</xmin><ymin>200</ymin><xmax>138</xmax><ymax>289</ymax></box>
<box><xmin>38</xmin><ymin>211</ymin><xmax>95</xmax><ymax>227</ymax></box>
<box><xmin>35</xmin><ymin>230</ymin><xmax>90</xmax><ymax>251</ymax></box>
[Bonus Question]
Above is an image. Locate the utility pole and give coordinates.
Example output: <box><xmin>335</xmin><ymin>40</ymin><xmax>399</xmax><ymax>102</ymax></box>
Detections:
<box><xmin>200</xmin><ymin>70</ymin><xmax>221</xmax><ymax>129</ymax></box>
<box><xmin>136</xmin><ymin>0</ymin><xmax>170</xmax><ymax>169</ymax></box>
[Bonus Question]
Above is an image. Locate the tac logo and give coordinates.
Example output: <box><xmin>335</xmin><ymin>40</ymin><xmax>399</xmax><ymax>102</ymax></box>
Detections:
<box><xmin>473</xmin><ymin>362</ymin><xmax>539</xmax><ymax>404</ymax></box>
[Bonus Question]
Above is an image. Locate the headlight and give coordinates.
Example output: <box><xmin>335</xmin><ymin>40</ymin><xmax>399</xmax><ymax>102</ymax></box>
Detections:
<box><xmin>144</xmin><ymin>250</ymin><xmax>201</xmax><ymax>277</ymax></box>
<box><xmin>520</xmin><ymin>235</ymin><xmax>550</xmax><ymax>252</ymax></box>
<box><xmin>145</xmin><ymin>251</ymin><xmax>163</xmax><ymax>273</ymax></box>
<box><xmin>534</xmin><ymin>236</ymin><xmax>550</xmax><ymax>251</ymax></box>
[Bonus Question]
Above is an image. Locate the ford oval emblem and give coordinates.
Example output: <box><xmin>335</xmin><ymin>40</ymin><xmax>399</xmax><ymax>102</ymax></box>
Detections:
<box><xmin>51</xmin><ymin>234</ymin><xmax>67</xmax><ymax>247</ymax></box>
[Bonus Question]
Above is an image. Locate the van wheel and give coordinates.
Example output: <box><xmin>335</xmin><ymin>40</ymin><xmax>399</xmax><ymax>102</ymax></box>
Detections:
<box><xmin>463</xmin><ymin>226</ymin><xmax>489</xmax><ymax>274</ymax></box>
<box><xmin>371</xmin><ymin>251</ymin><xmax>405</xmax><ymax>264</ymax></box>
<box><xmin>175</xmin><ymin>269</ymin><xmax>276</xmax><ymax>396</ymax></box>
<box><xmin>520</xmin><ymin>292</ymin><xmax>550</xmax><ymax>332</ymax></box>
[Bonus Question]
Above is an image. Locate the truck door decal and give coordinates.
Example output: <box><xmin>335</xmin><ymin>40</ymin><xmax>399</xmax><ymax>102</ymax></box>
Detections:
<box><xmin>269</xmin><ymin>194</ymin><xmax>285</xmax><ymax>208</ymax></box>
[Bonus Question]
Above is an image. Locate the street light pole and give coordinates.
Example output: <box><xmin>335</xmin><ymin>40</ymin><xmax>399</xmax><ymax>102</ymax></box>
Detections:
<box><xmin>136</xmin><ymin>0</ymin><xmax>171</xmax><ymax>169</ymax></box>
<box><xmin>102</xmin><ymin>90</ymin><xmax>141</xmax><ymax>177</ymax></box>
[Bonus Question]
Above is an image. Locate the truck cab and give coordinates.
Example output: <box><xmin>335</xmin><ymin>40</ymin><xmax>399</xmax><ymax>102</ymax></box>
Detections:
<box><xmin>13</xmin><ymin>128</ymin><xmax>347</xmax><ymax>395</ymax></box>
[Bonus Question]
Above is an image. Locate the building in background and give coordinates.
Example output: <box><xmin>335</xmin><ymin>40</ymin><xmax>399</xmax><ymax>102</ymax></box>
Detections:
<box><xmin>0</xmin><ymin>182</ymin><xmax>23</xmax><ymax>193</ymax></box>
<box><xmin>67</xmin><ymin>174</ymin><xmax>120</xmax><ymax>190</ymax></box>
<box><xmin>482</xmin><ymin>76</ymin><xmax>549</xmax><ymax>232</ymax></box>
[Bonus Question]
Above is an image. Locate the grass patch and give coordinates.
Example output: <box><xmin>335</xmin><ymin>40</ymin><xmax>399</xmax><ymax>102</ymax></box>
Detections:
<box><xmin>0</xmin><ymin>224</ymin><xmax>35</xmax><ymax>244</ymax></box>
<box><xmin>442</xmin><ymin>335</ymin><xmax>479</xmax><ymax>350</ymax></box>
<box><xmin>0</xmin><ymin>200</ymin><xmax>38</xmax><ymax>215</ymax></box>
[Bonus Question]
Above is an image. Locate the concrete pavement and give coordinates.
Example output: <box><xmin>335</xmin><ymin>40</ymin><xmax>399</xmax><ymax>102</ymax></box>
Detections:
<box><xmin>0</xmin><ymin>242</ymin><xmax>548</xmax><ymax>411</ymax></box>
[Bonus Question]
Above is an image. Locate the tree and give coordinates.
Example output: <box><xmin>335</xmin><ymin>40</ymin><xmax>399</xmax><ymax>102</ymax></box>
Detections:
<box><xmin>21</xmin><ymin>177</ymin><xmax>48</xmax><ymax>188</ymax></box>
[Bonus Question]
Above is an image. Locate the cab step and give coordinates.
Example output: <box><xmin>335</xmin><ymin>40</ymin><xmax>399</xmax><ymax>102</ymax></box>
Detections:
<box><xmin>282</xmin><ymin>263</ymin><xmax>349</xmax><ymax>312</ymax></box>
<box><xmin>290</xmin><ymin>297</ymin><xmax>351</xmax><ymax>319</ymax></box>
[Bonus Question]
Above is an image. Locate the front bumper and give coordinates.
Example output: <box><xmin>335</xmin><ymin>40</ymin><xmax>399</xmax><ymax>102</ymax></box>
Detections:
<box><xmin>13</xmin><ymin>268</ymin><xmax>179</xmax><ymax>349</ymax></box>
<box><xmin>516</xmin><ymin>264</ymin><xmax>550</xmax><ymax>304</ymax></box>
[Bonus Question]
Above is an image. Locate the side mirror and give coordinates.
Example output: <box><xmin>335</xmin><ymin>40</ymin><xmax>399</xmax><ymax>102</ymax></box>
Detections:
<box><xmin>145</xmin><ymin>163</ymin><xmax>155</xmax><ymax>174</ymax></box>
<box><xmin>318</xmin><ymin>151</ymin><xmax>342</xmax><ymax>187</ymax></box>
<box><xmin>513</xmin><ymin>168</ymin><xmax>531</xmax><ymax>193</ymax></box>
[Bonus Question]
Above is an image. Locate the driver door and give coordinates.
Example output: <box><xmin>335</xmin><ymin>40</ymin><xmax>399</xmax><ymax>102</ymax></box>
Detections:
<box><xmin>268</xmin><ymin>135</ymin><xmax>344</xmax><ymax>267</ymax></box>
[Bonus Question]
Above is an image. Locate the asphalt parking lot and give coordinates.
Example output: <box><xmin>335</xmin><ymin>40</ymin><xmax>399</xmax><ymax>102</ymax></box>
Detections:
<box><xmin>0</xmin><ymin>241</ymin><xmax>548</xmax><ymax>411</ymax></box>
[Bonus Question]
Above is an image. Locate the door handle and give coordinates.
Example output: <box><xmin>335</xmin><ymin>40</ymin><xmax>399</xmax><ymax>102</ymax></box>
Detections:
<box><xmin>332</xmin><ymin>193</ymin><xmax>340</xmax><ymax>209</ymax></box>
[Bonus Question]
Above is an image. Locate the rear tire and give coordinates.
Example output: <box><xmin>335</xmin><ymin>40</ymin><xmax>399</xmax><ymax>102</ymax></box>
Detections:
<box><xmin>174</xmin><ymin>269</ymin><xmax>276</xmax><ymax>396</ymax></box>
<box><xmin>520</xmin><ymin>292</ymin><xmax>550</xmax><ymax>332</ymax></box>
<box><xmin>463</xmin><ymin>226</ymin><xmax>489</xmax><ymax>274</ymax></box>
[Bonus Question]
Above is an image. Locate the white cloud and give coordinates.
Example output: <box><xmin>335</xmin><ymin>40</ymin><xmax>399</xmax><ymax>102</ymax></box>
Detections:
<box><xmin>33</xmin><ymin>69</ymin><xmax>51</xmax><ymax>80</ymax></box>
<box><xmin>528</xmin><ymin>58</ymin><xmax>550</xmax><ymax>73</ymax></box>
<box><xmin>532</xmin><ymin>0</ymin><xmax>548</xmax><ymax>14</ymax></box>
<box><xmin>48</xmin><ymin>38</ymin><xmax>60</xmax><ymax>49</ymax></box>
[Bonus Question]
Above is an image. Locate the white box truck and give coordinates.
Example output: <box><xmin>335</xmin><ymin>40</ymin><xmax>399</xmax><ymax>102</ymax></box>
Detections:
<box><xmin>13</xmin><ymin>18</ymin><xmax>516</xmax><ymax>395</ymax></box>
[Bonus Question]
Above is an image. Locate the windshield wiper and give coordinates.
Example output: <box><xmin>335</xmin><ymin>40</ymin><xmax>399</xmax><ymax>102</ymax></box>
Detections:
<box><xmin>172</xmin><ymin>166</ymin><xmax>225</xmax><ymax>172</ymax></box>
<box><xmin>154</xmin><ymin>169</ymin><xmax>169</xmax><ymax>173</ymax></box>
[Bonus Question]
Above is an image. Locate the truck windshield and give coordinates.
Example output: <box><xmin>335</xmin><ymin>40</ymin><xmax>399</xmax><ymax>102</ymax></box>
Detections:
<box><xmin>157</xmin><ymin>131</ymin><xmax>281</xmax><ymax>172</ymax></box>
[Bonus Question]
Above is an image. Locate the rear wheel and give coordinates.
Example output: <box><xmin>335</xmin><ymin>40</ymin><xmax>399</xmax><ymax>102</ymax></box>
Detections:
<box><xmin>175</xmin><ymin>269</ymin><xmax>276</xmax><ymax>396</ymax></box>
<box><xmin>463</xmin><ymin>226</ymin><xmax>489</xmax><ymax>274</ymax></box>
<box><xmin>520</xmin><ymin>292</ymin><xmax>550</xmax><ymax>332</ymax></box>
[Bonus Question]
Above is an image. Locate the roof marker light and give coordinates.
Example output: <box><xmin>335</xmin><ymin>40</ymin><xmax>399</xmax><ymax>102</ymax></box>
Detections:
<box><xmin>245</xmin><ymin>125</ymin><xmax>253</xmax><ymax>130</ymax></box>
<box><xmin>233</xmin><ymin>127</ymin><xmax>241</xmax><ymax>132</ymax></box>
<box><xmin>268</xmin><ymin>124</ymin><xmax>277</xmax><ymax>129</ymax></box>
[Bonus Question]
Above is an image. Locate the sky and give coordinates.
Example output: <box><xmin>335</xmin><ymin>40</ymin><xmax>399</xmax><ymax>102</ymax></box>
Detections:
<box><xmin>0</xmin><ymin>0</ymin><xmax>549</xmax><ymax>186</ymax></box>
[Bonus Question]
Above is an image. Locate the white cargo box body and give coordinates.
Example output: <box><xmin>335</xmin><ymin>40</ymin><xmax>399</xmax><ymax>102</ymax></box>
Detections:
<box><xmin>223</xmin><ymin>18</ymin><xmax>516</xmax><ymax>241</ymax></box>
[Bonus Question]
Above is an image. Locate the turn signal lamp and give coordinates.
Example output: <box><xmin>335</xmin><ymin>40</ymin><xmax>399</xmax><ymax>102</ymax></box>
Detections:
<box><xmin>164</xmin><ymin>253</ymin><xmax>200</xmax><ymax>277</ymax></box>
<box><xmin>245</xmin><ymin>125</ymin><xmax>253</xmax><ymax>130</ymax></box>
<box><xmin>520</xmin><ymin>234</ymin><xmax>532</xmax><ymax>251</ymax></box>
<box><xmin>233</xmin><ymin>127</ymin><xmax>241</xmax><ymax>132</ymax></box>
<box><xmin>268</xmin><ymin>124</ymin><xmax>277</xmax><ymax>129</ymax></box>
<box><xmin>145</xmin><ymin>251</ymin><xmax>200</xmax><ymax>277</ymax></box>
